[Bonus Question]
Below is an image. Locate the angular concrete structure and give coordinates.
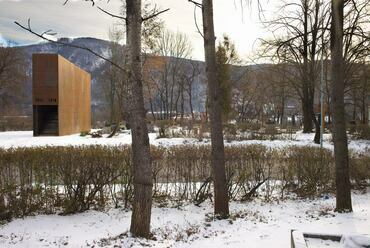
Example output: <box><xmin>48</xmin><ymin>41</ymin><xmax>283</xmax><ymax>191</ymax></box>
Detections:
<box><xmin>32</xmin><ymin>54</ymin><xmax>91</xmax><ymax>136</ymax></box>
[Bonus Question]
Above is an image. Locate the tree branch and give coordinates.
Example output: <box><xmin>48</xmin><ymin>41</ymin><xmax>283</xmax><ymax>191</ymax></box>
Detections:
<box><xmin>63</xmin><ymin>0</ymin><xmax>97</xmax><ymax>6</ymax></box>
<box><xmin>188</xmin><ymin>0</ymin><xmax>202</xmax><ymax>8</ymax></box>
<box><xmin>142</xmin><ymin>8</ymin><xmax>170</xmax><ymax>22</ymax></box>
<box><xmin>97</xmin><ymin>6</ymin><xmax>126</xmax><ymax>20</ymax></box>
<box><xmin>193</xmin><ymin>5</ymin><xmax>204</xmax><ymax>38</ymax></box>
<box><xmin>14</xmin><ymin>19</ymin><xmax>125</xmax><ymax>72</ymax></box>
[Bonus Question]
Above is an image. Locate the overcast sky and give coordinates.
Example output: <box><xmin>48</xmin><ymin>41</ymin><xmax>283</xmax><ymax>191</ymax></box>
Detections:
<box><xmin>0</xmin><ymin>0</ymin><xmax>273</xmax><ymax>60</ymax></box>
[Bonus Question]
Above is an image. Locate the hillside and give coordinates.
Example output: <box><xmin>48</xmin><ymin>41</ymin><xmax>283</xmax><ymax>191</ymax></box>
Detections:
<box><xmin>15</xmin><ymin>37</ymin><xmax>251</xmax><ymax>124</ymax></box>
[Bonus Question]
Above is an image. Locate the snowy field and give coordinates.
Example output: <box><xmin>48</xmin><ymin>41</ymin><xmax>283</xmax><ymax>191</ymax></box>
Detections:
<box><xmin>0</xmin><ymin>192</ymin><xmax>369</xmax><ymax>247</ymax></box>
<box><xmin>0</xmin><ymin>131</ymin><xmax>369</xmax><ymax>154</ymax></box>
<box><xmin>0</xmin><ymin>130</ymin><xmax>369</xmax><ymax>248</ymax></box>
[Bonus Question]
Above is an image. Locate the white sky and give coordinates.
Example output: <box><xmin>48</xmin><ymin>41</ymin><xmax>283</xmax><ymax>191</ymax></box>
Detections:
<box><xmin>0</xmin><ymin>0</ymin><xmax>273</xmax><ymax>60</ymax></box>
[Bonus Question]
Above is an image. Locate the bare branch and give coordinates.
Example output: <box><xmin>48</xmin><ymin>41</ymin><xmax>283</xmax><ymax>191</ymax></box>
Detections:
<box><xmin>63</xmin><ymin>0</ymin><xmax>97</xmax><ymax>6</ymax></box>
<box><xmin>40</xmin><ymin>29</ymin><xmax>57</xmax><ymax>36</ymax></box>
<box><xmin>187</xmin><ymin>0</ymin><xmax>203</xmax><ymax>38</ymax></box>
<box><xmin>97</xmin><ymin>6</ymin><xmax>126</xmax><ymax>20</ymax></box>
<box><xmin>142</xmin><ymin>8</ymin><xmax>170</xmax><ymax>22</ymax></box>
<box><xmin>14</xmin><ymin>19</ymin><xmax>125</xmax><ymax>72</ymax></box>
<box><xmin>188</xmin><ymin>0</ymin><xmax>202</xmax><ymax>8</ymax></box>
<box><xmin>193</xmin><ymin>5</ymin><xmax>204</xmax><ymax>38</ymax></box>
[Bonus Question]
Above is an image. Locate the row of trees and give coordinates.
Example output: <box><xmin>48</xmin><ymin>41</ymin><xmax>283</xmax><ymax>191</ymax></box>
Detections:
<box><xmin>98</xmin><ymin>0</ymin><xmax>230</xmax><ymax>234</ymax></box>
<box><xmin>260</xmin><ymin>0</ymin><xmax>370</xmax><ymax>143</ymax></box>
<box><xmin>100</xmin><ymin>18</ymin><xmax>204</xmax><ymax>123</ymax></box>
<box><xmin>144</xmin><ymin>30</ymin><xmax>198</xmax><ymax>120</ymax></box>
<box><xmin>95</xmin><ymin>0</ymin><xmax>232</xmax><ymax>234</ymax></box>
<box><xmin>99</xmin><ymin>1</ymin><xmax>370</xmax><ymax>131</ymax></box>
<box><xmin>15</xmin><ymin>0</ymin><xmax>358</xmax><ymax>237</ymax></box>
<box><xmin>99</xmin><ymin>0</ymin><xmax>355</xmax><ymax>230</ymax></box>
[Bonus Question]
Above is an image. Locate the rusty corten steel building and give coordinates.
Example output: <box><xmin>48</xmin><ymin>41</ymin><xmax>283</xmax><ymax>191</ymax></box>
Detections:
<box><xmin>32</xmin><ymin>54</ymin><xmax>91</xmax><ymax>136</ymax></box>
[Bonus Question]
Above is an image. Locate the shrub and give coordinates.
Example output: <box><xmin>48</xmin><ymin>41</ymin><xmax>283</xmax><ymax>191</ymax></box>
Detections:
<box><xmin>264</xmin><ymin>125</ymin><xmax>280</xmax><ymax>140</ymax></box>
<box><xmin>0</xmin><ymin>146</ymin><xmax>127</xmax><ymax>218</ymax></box>
<box><xmin>284</xmin><ymin>147</ymin><xmax>334</xmax><ymax>197</ymax></box>
<box><xmin>80</xmin><ymin>131</ymin><xmax>89</xmax><ymax>137</ymax></box>
<box><xmin>350</xmin><ymin>124</ymin><xmax>370</xmax><ymax>140</ymax></box>
<box><xmin>0</xmin><ymin>145</ymin><xmax>369</xmax><ymax>221</ymax></box>
<box><xmin>155</xmin><ymin>120</ymin><xmax>174</xmax><ymax>138</ymax></box>
<box><xmin>57</xmin><ymin>146</ymin><xmax>124</xmax><ymax>214</ymax></box>
<box><xmin>350</xmin><ymin>154</ymin><xmax>370</xmax><ymax>189</ymax></box>
<box><xmin>236</xmin><ymin>122</ymin><xmax>262</xmax><ymax>132</ymax></box>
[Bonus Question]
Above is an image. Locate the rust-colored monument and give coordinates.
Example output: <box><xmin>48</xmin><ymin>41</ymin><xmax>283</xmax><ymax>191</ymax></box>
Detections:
<box><xmin>32</xmin><ymin>54</ymin><xmax>91</xmax><ymax>136</ymax></box>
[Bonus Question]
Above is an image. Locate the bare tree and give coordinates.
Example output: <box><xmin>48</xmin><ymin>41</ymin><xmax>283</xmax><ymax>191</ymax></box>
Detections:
<box><xmin>216</xmin><ymin>35</ymin><xmax>240</xmax><ymax>122</ymax></box>
<box><xmin>123</xmin><ymin>0</ymin><xmax>154</xmax><ymax>237</ymax></box>
<box><xmin>98</xmin><ymin>27</ymin><xmax>125</xmax><ymax>133</ymax></box>
<box><xmin>0</xmin><ymin>44</ymin><xmax>27</xmax><ymax>116</ymax></box>
<box><xmin>184</xmin><ymin>61</ymin><xmax>201</xmax><ymax>120</ymax></box>
<box><xmin>15</xmin><ymin>0</ymin><xmax>169</xmax><ymax>237</ymax></box>
<box><xmin>147</xmin><ymin>29</ymin><xmax>192</xmax><ymax>120</ymax></box>
<box><xmin>94</xmin><ymin>0</ymin><xmax>168</xmax><ymax>236</ymax></box>
<box><xmin>201</xmin><ymin>0</ymin><xmax>229</xmax><ymax>218</ymax></box>
<box><xmin>234</xmin><ymin>67</ymin><xmax>266</xmax><ymax>123</ymax></box>
<box><xmin>261</xmin><ymin>0</ymin><xmax>329</xmax><ymax>144</ymax></box>
<box><xmin>100</xmin><ymin>5</ymin><xmax>163</xmax><ymax>134</ymax></box>
<box><xmin>331</xmin><ymin>0</ymin><xmax>352</xmax><ymax>213</ymax></box>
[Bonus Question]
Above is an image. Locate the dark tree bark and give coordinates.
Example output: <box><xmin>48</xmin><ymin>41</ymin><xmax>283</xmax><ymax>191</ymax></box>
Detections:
<box><xmin>264</xmin><ymin>0</ymin><xmax>325</xmax><ymax>141</ymax></box>
<box><xmin>186</xmin><ymin>61</ymin><xmax>199</xmax><ymax>121</ymax></box>
<box><xmin>126</xmin><ymin>0</ymin><xmax>153</xmax><ymax>237</ymax></box>
<box><xmin>361</xmin><ymin>79</ymin><xmax>367</xmax><ymax>124</ymax></box>
<box><xmin>331</xmin><ymin>0</ymin><xmax>352</xmax><ymax>213</ymax></box>
<box><xmin>310</xmin><ymin>0</ymin><xmax>321</xmax><ymax>144</ymax></box>
<box><xmin>188</xmin><ymin>86</ymin><xmax>195</xmax><ymax>120</ymax></box>
<box><xmin>302</xmin><ymin>0</ymin><xmax>313</xmax><ymax>133</ymax></box>
<box><xmin>201</xmin><ymin>0</ymin><xmax>229</xmax><ymax>218</ymax></box>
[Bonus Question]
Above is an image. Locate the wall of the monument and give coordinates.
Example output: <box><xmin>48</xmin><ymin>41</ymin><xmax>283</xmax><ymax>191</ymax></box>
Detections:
<box><xmin>32</xmin><ymin>54</ymin><xmax>91</xmax><ymax>136</ymax></box>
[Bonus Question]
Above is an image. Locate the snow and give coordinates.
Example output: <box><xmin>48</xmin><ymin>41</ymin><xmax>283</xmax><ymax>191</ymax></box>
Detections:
<box><xmin>0</xmin><ymin>192</ymin><xmax>369</xmax><ymax>247</ymax></box>
<box><xmin>306</xmin><ymin>238</ymin><xmax>340</xmax><ymax>248</ymax></box>
<box><xmin>341</xmin><ymin>235</ymin><xmax>370</xmax><ymax>248</ymax></box>
<box><xmin>0</xmin><ymin>131</ymin><xmax>369</xmax><ymax>154</ymax></box>
<box><xmin>0</xmin><ymin>130</ymin><xmax>369</xmax><ymax>247</ymax></box>
<box><xmin>305</xmin><ymin>234</ymin><xmax>370</xmax><ymax>248</ymax></box>
<box><xmin>229</xmin><ymin>132</ymin><xmax>370</xmax><ymax>154</ymax></box>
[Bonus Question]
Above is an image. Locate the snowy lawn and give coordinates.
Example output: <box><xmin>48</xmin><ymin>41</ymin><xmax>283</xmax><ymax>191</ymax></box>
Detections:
<box><xmin>0</xmin><ymin>192</ymin><xmax>369</xmax><ymax>247</ymax></box>
<box><xmin>0</xmin><ymin>131</ymin><xmax>369</xmax><ymax>154</ymax></box>
<box><xmin>0</xmin><ymin>130</ymin><xmax>369</xmax><ymax>247</ymax></box>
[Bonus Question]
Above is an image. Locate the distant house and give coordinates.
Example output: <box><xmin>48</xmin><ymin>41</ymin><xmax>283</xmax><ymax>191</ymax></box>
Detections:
<box><xmin>33</xmin><ymin>54</ymin><xmax>91</xmax><ymax>136</ymax></box>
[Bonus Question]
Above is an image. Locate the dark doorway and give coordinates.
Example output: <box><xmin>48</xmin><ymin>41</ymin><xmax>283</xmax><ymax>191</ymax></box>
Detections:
<box><xmin>33</xmin><ymin>106</ymin><xmax>58</xmax><ymax>136</ymax></box>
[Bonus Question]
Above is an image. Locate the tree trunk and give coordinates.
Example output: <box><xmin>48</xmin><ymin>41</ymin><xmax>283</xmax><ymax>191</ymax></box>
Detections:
<box><xmin>302</xmin><ymin>96</ymin><xmax>313</xmax><ymax>132</ymax></box>
<box><xmin>280</xmin><ymin>95</ymin><xmax>285</xmax><ymax>126</ymax></box>
<box><xmin>126</xmin><ymin>0</ymin><xmax>153</xmax><ymax>237</ymax></box>
<box><xmin>331</xmin><ymin>0</ymin><xmax>352</xmax><ymax>213</ymax></box>
<box><xmin>361</xmin><ymin>86</ymin><xmax>367</xmax><ymax>124</ymax></box>
<box><xmin>180</xmin><ymin>83</ymin><xmax>185</xmax><ymax>121</ymax></box>
<box><xmin>312</xmin><ymin>110</ymin><xmax>320</xmax><ymax>144</ymax></box>
<box><xmin>149</xmin><ymin>98</ymin><xmax>156</xmax><ymax>120</ymax></box>
<box><xmin>302</xmin><ymin>0</ymin><xmax>313</xmax><ymax>133</ymax></box>
<box><xmin>202</xmin><ymin>0</ymin><xmax>229</xmax><ymax>218</ymax></box>
<box><xmin>352</xmin><ymin>90</ymin><xmax>357</xmax><ymax>122</ymax></box>
<box><xmin>188</xmin><ymin>87</ymin><xmax>195</xmax><ymax>120</ymax></box>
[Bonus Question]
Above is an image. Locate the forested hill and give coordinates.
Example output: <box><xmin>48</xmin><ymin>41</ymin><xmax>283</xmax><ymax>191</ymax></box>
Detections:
<box><xmin>21</xmin><ymin>37</ymin><xmax>111</xmax><ymax>73</ymax></box>
<box><xmin>14</xmin><ymin>37</ymin><xmax>267</xmax><ymax>124</ymax></box>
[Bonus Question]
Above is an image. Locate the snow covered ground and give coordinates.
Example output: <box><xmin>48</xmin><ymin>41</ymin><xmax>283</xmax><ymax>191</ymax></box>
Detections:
<box><xmin>0</xmin><ymin>192</ymin><xmax>369</xmax><ymax>247</ymax></box>
<box><xmin>0</xmin><ymin>131</ymin><xmax>369</xmax><ymax>154</ymax></box>
<box><xmin>0</xmin><ymin>130</ymin><xmax>369</xmax><ymax>247</ymax></box>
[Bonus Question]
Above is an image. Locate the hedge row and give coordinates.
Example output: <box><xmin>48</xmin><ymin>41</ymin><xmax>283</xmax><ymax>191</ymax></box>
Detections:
<box><xmin>0</xmin><ymin>145</ymin><xmax>369</xmax><ymax>221</ymax></box>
